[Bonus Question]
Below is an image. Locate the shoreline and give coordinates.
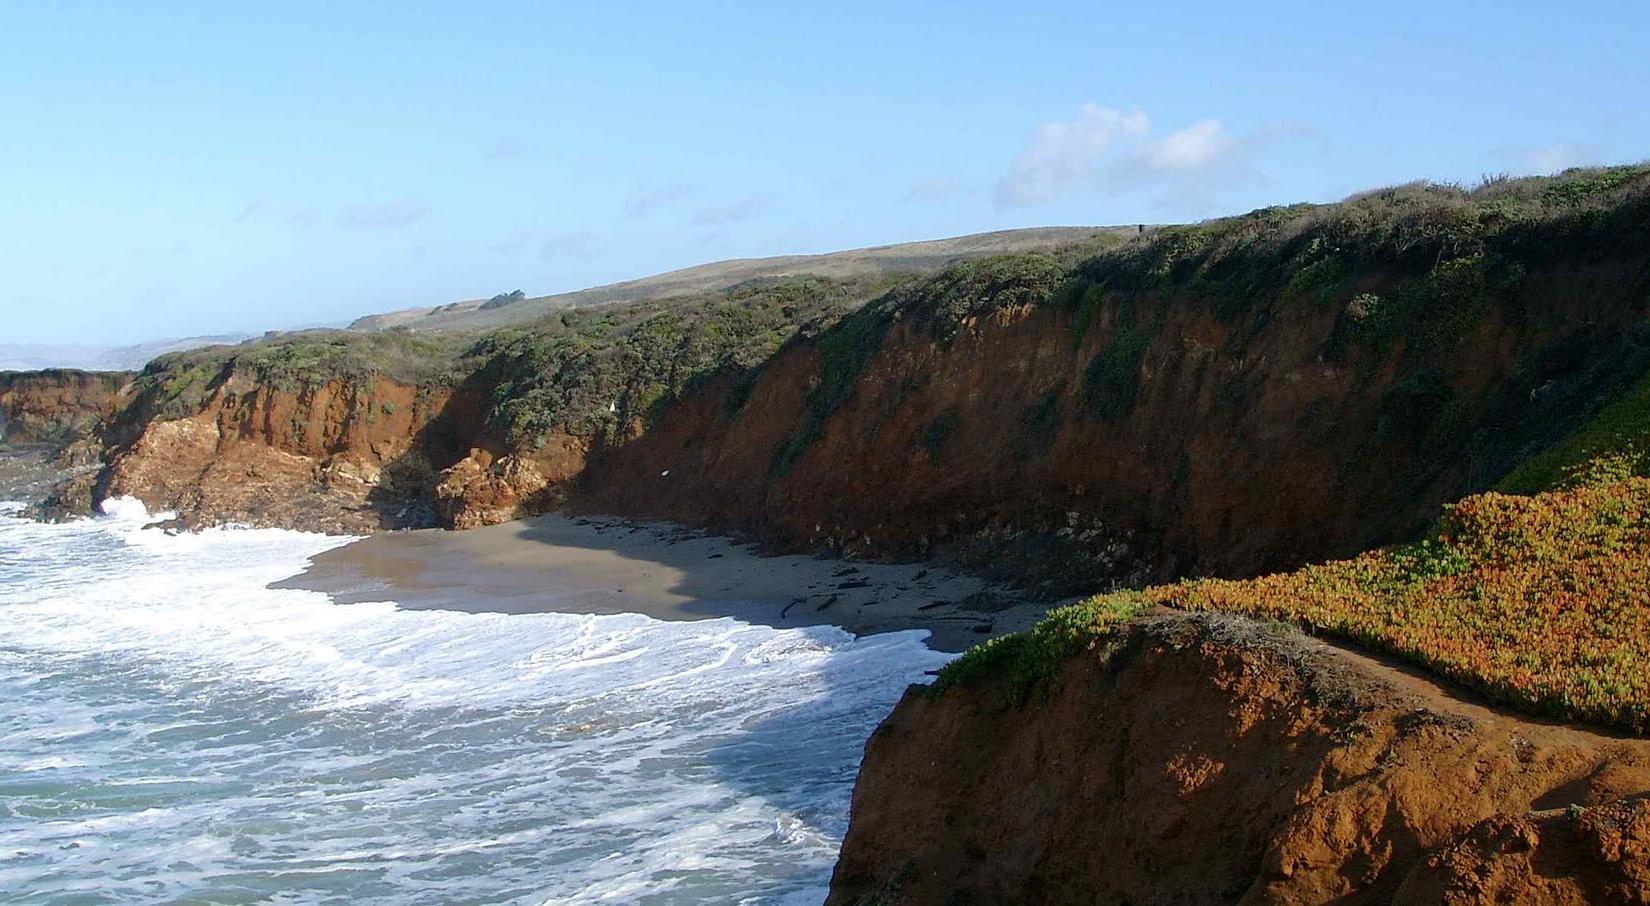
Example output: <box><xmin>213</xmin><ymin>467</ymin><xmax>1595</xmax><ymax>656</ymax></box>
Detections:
<box><xmin>276</xmin><ymin>513</ymin><xmax>1054</xmax><ymax>653</ymax></box>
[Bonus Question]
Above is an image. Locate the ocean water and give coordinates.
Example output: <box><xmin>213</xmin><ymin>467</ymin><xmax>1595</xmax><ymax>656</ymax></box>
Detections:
<box><xmin>0</xmin><ymin>499</ymin><xmax>950</xmax><ymax>904</ymax></box>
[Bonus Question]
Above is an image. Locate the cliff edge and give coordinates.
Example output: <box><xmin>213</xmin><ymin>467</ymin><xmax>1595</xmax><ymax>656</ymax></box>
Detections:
<box><xmin>830</xmin><ymin>613</ymin><xmax>1650</xmax><ymax>904</ymax></box>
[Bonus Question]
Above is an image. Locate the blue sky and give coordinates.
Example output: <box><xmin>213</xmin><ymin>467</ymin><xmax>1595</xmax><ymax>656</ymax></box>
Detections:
<box><xmin>3</xmin><ymin>1</ymin><xmax>1645</xmax><ymax>345</ymax></box>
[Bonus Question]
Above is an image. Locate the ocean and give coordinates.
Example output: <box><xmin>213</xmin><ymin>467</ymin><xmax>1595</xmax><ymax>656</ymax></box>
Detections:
<box><xmin>0</xmin><ymin>499</ymin><xmax>949</xmax><ymax>904</ymax></box>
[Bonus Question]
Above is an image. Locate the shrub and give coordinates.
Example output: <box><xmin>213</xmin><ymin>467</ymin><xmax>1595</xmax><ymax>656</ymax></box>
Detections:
<box><xmin>1081</xmin><ymin>327</ymin><xmax>1151</xmax><ymax>421</ymax></box>
<box><xmin>1012</xmin><ymin>389</ymin><xmax>1063</xmax><ymax>461</ymax></box>
<box><xmin>472</xmin><ymin>275</ymin><xmax>888</xmax><ymax>450</ymax></box>
<box><xmin>931</xmin><ymin>594</ymin><xmax>1146</xmax><ymax>699</ymax></box>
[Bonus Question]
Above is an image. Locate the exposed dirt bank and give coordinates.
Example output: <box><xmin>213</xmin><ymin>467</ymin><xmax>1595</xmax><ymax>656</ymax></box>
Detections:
<box><xmin>577</xmin><ymin>258</ymin><xmax>1650</xmax><ymax>592</ymax></box>
<box><xmin>829</xmin><ymin>613</ymin><xmax>1650</xmax><ymax>904</ymax></box>
<box><xmin>90</xmin><ymin>371</ymin><xmax>467</xmax><ymax>532</ymax></box>
<box><xmin>0</xmin><ymin>369</ymin><xmax>129</xmax><ymax>447</ymax></box>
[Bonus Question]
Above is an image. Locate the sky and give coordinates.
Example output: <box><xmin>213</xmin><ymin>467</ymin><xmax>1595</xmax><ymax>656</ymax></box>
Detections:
<box><xmin>2</xmin><ymin>1</ymin><xmax>1646</xmax><ymax>345</ymax></box>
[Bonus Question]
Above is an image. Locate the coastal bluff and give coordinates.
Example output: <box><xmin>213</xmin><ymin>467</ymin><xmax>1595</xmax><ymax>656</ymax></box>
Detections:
<box><xmin>6</xmin><ymin>166</ymin><xmax>1650</xmax><ymax>903</ymax></box>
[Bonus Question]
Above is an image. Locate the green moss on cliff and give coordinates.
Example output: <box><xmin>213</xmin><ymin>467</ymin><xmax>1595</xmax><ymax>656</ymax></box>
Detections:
<box><xmin>471</xmin><ymin>275</ymin><xmax>893</xmax><ymax>450</ymax></box>
<box><xmin>931</xmin><ymin>594</ymin><xmax>1145</xmax><ymax>699</ymax></box>
<box><xmin>128</xmin><ymin>276</ymin><xmax>894</xmax><ymax>451</ymax></box>
<box><xmin>1499</xmin><ymin>367</ymin><xmax>1650</xmax><ymax>493</ymax></box>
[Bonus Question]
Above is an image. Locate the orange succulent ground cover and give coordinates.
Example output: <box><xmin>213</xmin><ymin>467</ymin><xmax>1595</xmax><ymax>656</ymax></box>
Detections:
<box><xmin>1139</xmin><ymin>477</ymin><xmax>1650</xmax><ymax>732</ymax></box>
<box><xmin>941</xmin><ymin>469</ymin><xmax>1650</xmax><ymax>733</ymax></box>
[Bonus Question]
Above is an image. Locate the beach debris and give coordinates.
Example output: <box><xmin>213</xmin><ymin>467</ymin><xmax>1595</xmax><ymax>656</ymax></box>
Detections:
<box><xmin>660</xmin><ymin>469</ymin><xmax>670</xmax><ymax>477</ymax></box>
<box><xmin>780</xmin><ymin>597</ymin><xmax>806</xmax><ymax>618</ymax></box>
<box><xmin>815</xmin><ymin>594</ymin><xmax>840</xmax><ymax>612</ymax></box>
<box><xmin>918</xmin><ymin>600</ymin><xmax>953</xmax><ymax>611</ymax></box>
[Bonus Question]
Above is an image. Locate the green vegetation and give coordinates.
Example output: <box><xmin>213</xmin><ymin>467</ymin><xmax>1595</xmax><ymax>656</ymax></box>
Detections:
<box><xmin>898</xmin><ymin>253</ymin><xmax>1072</xmax><ymax>343</ymax></box>
<box><xmin>931</xmin><ymin>594</ymin><xmax>1145</xmax><ymax>699</ymax></box>
<box><xmin>768</xmin><ymin>300</ymin><xmax>897</xmax><ymax>476</ymax></box>
<box><xmin>1011</xmin><ymin>389</ymin><xmax>1062</xmax><ymax>461</ymax></box>
<box><xmin>1081</xmin><ymin>326</ymin><xmax>1151</xmax><ymax>421</ymax></box>
<box><xmin>130</xmin><ymin>276</ymin><xmax>898</xmax><ymax>449</ymax></box>
<box><xmin>465</xmin><ymin>276</ymin><xmax>893</xmax><ymax>448</ymax></box>
<box><xmin>1499</xmin><ymin>367</ymin><xmax>1650</xmax><ymax>493</ymax></box>
<box><xmin>946</xmin><ymin>414</ymin><xmax>1650</xmax><ymax>732</ymax></box>
<box><xmin>1144</xmin><ymin>475</ymin><xmax>1650</xmax><ymax>732</ymax></box>
<box><xmin>134</xmin><ymin>330</ymin><xmax>470</xmax><ymax>420</ymax></box>
<box><xmin>1067</xmin><ymin>164</ymin><xmax>1649</xmax><ymax>354</ymax></box>
<box><xmin>480</xmin><ymin>289</ymin><xmax>527</xmax><ymax>310</ymax></box>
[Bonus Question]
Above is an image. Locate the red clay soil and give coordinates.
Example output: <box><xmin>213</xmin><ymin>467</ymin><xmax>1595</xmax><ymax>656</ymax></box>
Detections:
<box><xmin>99</xmin><ymin>371</ymin><xmax>459</xmax><ymax>531</ymax></box>
<box><xmin>828</xmin><ymin>612</ymin><xmax>1650</xmax><ymax>905</ymax></box>
<box><xmin>578</xmin><ymin>262</ymin><xmax>1650</xmax><ymax>585</ymax></box>
<box><xmin>0</xmin><ymin>369</ymin><xmax>130</xmax><ymax>445</ymax></box>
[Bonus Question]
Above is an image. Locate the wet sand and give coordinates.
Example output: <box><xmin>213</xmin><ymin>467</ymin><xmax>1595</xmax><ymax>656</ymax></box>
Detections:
<box><xmin>277</xmin><ymin>514</ymin><xmax>1052</xmax><ymax>652</ymax></box>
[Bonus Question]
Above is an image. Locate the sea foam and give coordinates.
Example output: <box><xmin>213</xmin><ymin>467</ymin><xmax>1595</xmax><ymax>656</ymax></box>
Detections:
<box><xmin>0</xmin><ymin>502</ymin><xmax>948</xmax><ymax>903</ymax></box>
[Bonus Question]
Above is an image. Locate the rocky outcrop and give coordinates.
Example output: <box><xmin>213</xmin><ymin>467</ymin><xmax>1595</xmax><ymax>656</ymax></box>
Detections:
<box><xmin>829</xmin><ymin>613</ymin><xmax>1650</xmax><ymax>904</ymax></box>
<box><xmin>0</xmin><ymin>370</ymin><xmax>131</xmax><ymax>515</ymax></box>
<box><xmin>432</xmin><ymin>435</ymin><xmax>589</xmax><ymax>529</ymax></box>
<box><xmin>0</xmin><ymin>369</ymin><xmax>130</xmax><ymax>447</ymax></box>
<box><xmin>96</xmin><ymin>371</ymin><xmax>461</xmax><ymax>531</ymax></box>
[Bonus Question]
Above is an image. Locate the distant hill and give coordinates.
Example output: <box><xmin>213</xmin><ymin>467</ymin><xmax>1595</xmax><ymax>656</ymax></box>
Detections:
<box><xmin>0</xmin><ymin>334</ymin><xmax>252</xmax><ymax>373</ymax></box>
<box><xmin>350</xmin><ymin>226</ymin><xmax>1135</xmax><ymax>332</ymax></box>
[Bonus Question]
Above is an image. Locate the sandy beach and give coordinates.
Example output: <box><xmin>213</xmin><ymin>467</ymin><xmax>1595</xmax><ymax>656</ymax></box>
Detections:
<box><xmin>278</xmin><ymin>514</ymin><xmax>1053</xmax><ymax>652</ymax></box>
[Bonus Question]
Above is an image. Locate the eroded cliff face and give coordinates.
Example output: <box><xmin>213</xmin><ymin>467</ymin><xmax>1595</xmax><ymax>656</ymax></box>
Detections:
<box><xmin>94</xmin><ymin>371</ymin><xmax>466</xmax><ymax>531</ymax></box>
<box><xmin>576</xmin><ymin>259</ymin><xmax>1650</xmax><ymax>590</ymax></box>
<box><xmin>829</xmin><ymin>613</ymin><xmax>1650</xmax><ymax>905</ymax></box>
<box><xmin>57</xmin><ymin>254</ymin><xmax>1650</xmax><ymax>579</ymax></box>
<box><xmin>0</xmin><ymin>370</ymin><xmax>130</xmax><ymax>447</ymax></box>
<box><xmin>432</xmin><ymin>434</ymin><xmax>591</xmax><ymax>529</ymax></box>
<box><xmin>35</xmin><ymin>176</ymin><xmax>1648</xmax><ymax>571</ymax></box>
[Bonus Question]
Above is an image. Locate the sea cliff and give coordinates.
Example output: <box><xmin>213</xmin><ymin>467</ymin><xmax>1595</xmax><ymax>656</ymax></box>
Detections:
<box><xmin>7</xmin><ymin>165</ymin><xmax>1650</xmax><ymax>903</ymax></box>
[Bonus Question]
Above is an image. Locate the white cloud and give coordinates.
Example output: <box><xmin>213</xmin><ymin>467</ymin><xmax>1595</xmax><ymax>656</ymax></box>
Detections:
<box><xmin>996</xmin><ymin>104</ymin><xmax>1294</xmax><ymax>208</ymax></box>
<box><xmin>996</xmin><ymin>104</ymin><xmax>1149</xmax><ymax>206</ymax></box>
<box><xmin>1523</xmin><ymin>142</ymin><xmax>1597</xmax><ymax>174</ymax></box>
<box><xmin>1137</xmin><ymin>120</ymin><xmax>1235</xmax><ymax>172</ymax></box>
